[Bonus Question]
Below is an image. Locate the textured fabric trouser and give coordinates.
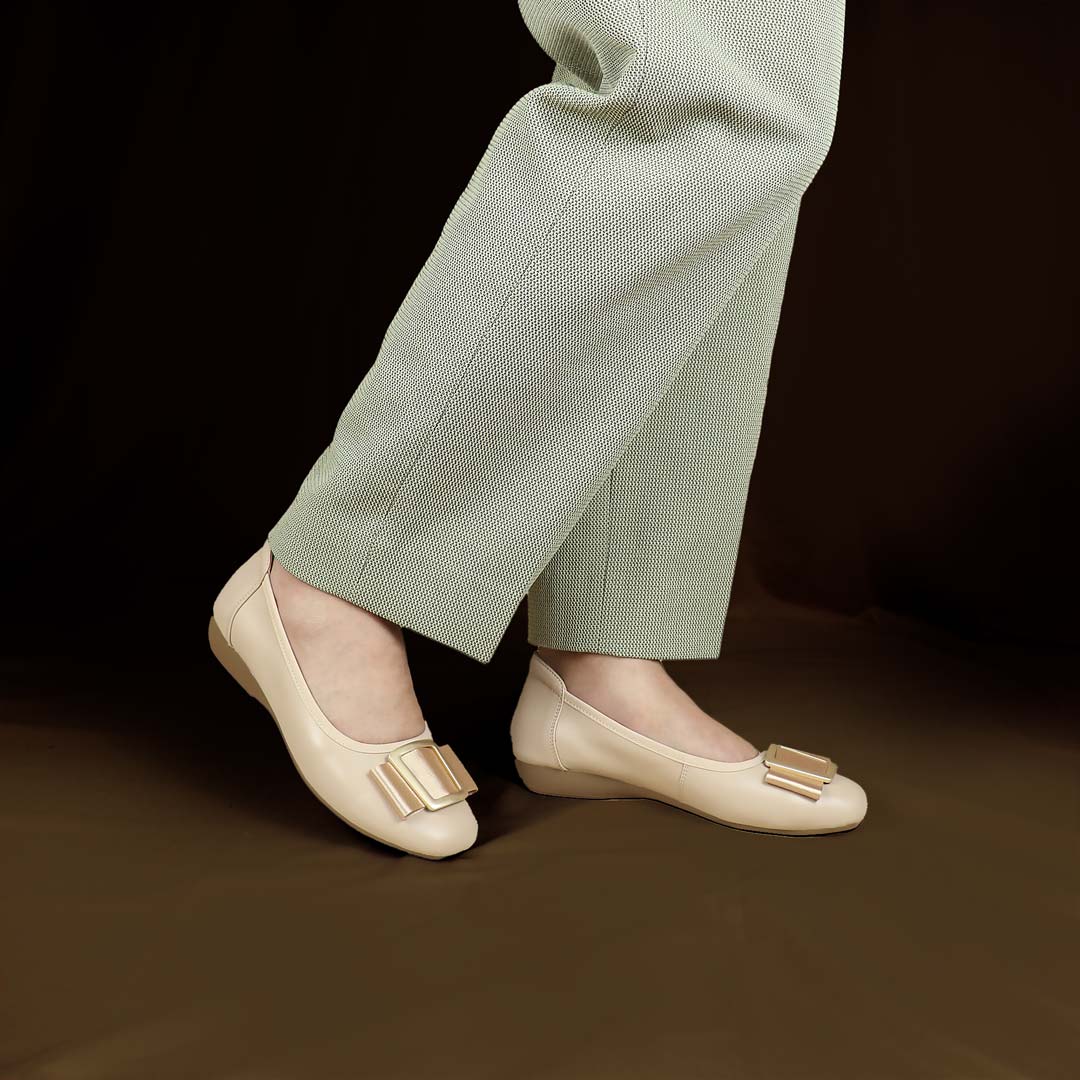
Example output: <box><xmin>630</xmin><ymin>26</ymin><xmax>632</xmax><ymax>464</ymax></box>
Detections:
<box><xmin>267</xmin><ymin>0</ymin><xmax>845</xmax><ymax>664</ymax></box>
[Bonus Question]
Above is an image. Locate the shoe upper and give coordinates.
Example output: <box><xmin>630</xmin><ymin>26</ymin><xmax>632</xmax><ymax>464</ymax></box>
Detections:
<box><xmin>214</xmin><ymin>543</ymin><xmax>479</xmax><ymax>859</ymax></box>
<box><xmin>512</xmin><ymin>652</ymin><xmax>867</xmax><ymax>833</ymax></box>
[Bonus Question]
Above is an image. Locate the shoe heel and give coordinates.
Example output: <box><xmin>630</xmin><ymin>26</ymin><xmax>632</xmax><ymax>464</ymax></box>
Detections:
<box><xmin>514</xmin><ymin>760</ymin><xmax>649</xmax><ymax>800</ymax></box>
<box><xmin>208</xmin><ymin>617</ymin><xmax>272</xmax><ymax>712</ymax></box>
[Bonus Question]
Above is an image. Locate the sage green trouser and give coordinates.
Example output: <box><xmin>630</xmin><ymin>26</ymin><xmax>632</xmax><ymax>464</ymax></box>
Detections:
<box><xmin>268</xmin><ymin>0</ymin><xmax>845</xmax><ymax>664</ymax></box>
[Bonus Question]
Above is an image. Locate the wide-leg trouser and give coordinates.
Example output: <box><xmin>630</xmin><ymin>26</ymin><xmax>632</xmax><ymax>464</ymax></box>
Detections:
<box><xmin>267</xmin><ymin>0</ymin><xmax>845</xmax><ymax>664</ymax></box>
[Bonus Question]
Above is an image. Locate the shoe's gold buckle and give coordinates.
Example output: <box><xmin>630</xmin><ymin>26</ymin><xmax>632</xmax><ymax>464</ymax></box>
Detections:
<box><xmin>763</xmin><ymin>743</ymin><xmax>837</xmax><ymax>801</ymax></box>
<box><xmin>371</xmin><ymin>740</ymin><xmax>478</xmax><ymax>818</ymax></box>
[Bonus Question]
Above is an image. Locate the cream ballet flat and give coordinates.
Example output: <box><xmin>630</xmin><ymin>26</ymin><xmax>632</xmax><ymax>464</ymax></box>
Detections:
<box><xmin>208</xmin><ymin>543</ymin><xmax>479</xmax><ymax>859</ymax></box>
<box><xmin>510</xmin><ymin>652</ymin><xmax>867</xmax><ymax>835</ymax></box>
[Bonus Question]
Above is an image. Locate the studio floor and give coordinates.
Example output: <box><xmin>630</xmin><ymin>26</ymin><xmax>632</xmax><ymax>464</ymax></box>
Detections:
<box><xmin>2</xmin><ymin>604</ymin><xmax>1077</xmax><ymax>1080</ymax></box>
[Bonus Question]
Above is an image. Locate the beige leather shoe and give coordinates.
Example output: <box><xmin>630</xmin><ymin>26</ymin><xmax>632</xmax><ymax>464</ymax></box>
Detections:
<box><xmin>209</xmin><ymin>543</ymin><xmax>479</xmax><ymax>859</ymax></box>
<box><xmin>510</xmin><ymin>652</ymin><xmax>867</xmax><ymax>835</ymax></box>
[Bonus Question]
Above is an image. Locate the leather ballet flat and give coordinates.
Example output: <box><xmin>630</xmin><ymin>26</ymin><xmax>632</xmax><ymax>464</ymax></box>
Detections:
<box><xmin>510</xmin><ymin>652</ymin><xmax>867</xmax><ymax>835</ymax></box>
<box><xmin>209</xmin><ymin>543</ymin><xmax>479</xmax><ymax>859</ymax></box>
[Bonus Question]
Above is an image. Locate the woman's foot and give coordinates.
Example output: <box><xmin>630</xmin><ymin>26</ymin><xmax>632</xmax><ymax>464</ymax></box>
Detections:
<box><xmin>211</xmin><ymin>544</ymin><xmax>479</xmax><ymax>857</ymax></box>
<box><xmin>512</xmin><ymin>651</ymin><xmax>866</xmax><ymax>834</ymax></box>
<box><xmin>533</xmin><ymin>646</ymin><xmax>758</xmax><ymax>762</ymax></box>
<box><xmin>269</xmin><ymin>559</ymin><xmax>425</xmax><ymax>743</ymax></box>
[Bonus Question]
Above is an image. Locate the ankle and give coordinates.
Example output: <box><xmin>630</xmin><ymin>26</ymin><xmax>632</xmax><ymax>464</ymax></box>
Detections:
<box><xmin>533</xmin><ymin>646</ymin><xmax>662</xmax><ymax>703</ymax></box>
<box><xmin>533</xmin><ymin>646</ymin><xmax>757</xmax><ymax>763</ymax></box>
<box><xmin>269</xmin><ymin>559</ymin><xmax>323</xmax><ymax>611</ymax></box>
<box><xmin>270</xmin><ymin>560</ymin><xmax>401</xmax><ymax>642</ymax></box>
<box><xmin>265</xmin><ymin>559</ymin><xmax>422</xmax><ymax>742</ymax></box>
<box><xmin>535</xmin><ymin>646</ymin><xmax>659</xmax><ymax>675</ymax></box>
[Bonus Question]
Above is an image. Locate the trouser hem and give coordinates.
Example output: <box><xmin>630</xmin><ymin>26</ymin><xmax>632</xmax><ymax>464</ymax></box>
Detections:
<box><xmin>526</xmin><ymin>592</ymin><xmax>726</xmax><ymax>660</ymax></box>
<box><xmin>266</xmin><ymin>527</ymin><xmax>511</xmax><ymax>665</ymax></box>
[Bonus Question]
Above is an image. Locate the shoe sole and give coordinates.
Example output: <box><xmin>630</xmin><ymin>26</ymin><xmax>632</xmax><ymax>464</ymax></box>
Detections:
<box><xmin>208</xmin><ymin>616</ymin><xmax>455</xmax><ymax>860</ymax></box>
<box><xmin>514</xmin><ymin>760</ymin><xmax>861</xmax><ymax>837</ymax></box>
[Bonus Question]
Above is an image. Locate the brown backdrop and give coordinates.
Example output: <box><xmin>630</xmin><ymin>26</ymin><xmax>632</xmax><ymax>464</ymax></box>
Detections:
<box><xmin>2</xmin><ymin>1</ymin><xmax>1077</xmax><ymax>661</ymax></box>
<box><xmin>2</xmin><ymin>5</ymin><xmax>1078</xmax><ymax>1079</ymax></box>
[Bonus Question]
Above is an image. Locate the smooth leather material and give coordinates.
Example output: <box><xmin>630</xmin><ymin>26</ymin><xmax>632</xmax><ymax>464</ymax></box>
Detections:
<box><xmin>510</xmin><ymin>652</ymin><xmax>868</xmax><ymax>835</ymax></box>
<box><xmin>210</xmin><ymin>543</ymin><xmax>478</xmax><ymax>859</ymax></box>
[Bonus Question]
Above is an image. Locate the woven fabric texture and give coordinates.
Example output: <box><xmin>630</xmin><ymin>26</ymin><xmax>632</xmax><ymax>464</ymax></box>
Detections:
<box><xmin>527</xmin><ymin>206</ymin><xmax>800</xmax><ymax>657</ymax></box>
<box><xmin>268</xmin><ymin>0</ymin><xmax>845</xmax><ymax>663</ymax></box>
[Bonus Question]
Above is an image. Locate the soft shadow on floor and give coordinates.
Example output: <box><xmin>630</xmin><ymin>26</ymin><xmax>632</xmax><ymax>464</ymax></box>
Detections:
<box><xmin>1</xmin><ymin>606</ymin><xmax>1077</xmax><ymax>1080</ymax></box>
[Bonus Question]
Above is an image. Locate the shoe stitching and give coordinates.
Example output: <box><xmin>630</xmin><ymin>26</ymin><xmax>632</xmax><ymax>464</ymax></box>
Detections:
<box><xmin>225</xmin><ymin>545</ymin><xmax>272</xmax><ymax>643</ymax></box>
<box><xmin>550</xmin><ymin>683</ymin><xmax>566</xmax><ymax>772</ymax></box>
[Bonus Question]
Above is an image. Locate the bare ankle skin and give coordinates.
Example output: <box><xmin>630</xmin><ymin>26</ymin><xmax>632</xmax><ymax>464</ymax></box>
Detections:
<box><xmin>268</xmin><ymin>559</ymin><xmax>426</xmax><ymax>743</ymax></box>
<box><xmin>533</xmin><ymin>645</ymin><xmax>758</xmax><ymax>763</ymax></box>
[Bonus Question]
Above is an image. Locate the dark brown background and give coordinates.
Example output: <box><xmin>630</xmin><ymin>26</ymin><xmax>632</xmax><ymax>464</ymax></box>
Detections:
<box><xmin>2</xmin><ymin>3</ymin><xmax>1078</xmax><ymax>1078</ymax></box>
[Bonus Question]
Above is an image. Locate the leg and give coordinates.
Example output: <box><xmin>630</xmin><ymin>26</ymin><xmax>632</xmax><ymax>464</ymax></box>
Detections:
<box><xmin>528</xmin><ymin>207</ymin><xmax>800</xmax><ymax>761</ymax></box>
<box><xmin>528</xmin><ymin>206</ymin><xmax>801</xmax><ymax>659</ymax></box>
<box><xmin>267</xmin><ymin>0</ymin><xmax>845</xmax><ymax>668</ymax></box>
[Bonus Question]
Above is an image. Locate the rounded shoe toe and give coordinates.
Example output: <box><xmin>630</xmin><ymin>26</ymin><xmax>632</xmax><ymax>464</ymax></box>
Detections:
<box><xmin>815</xmin><ymin>772</ymin><xmax>868</xmax><ymax>832</ymax></box>
<box><xmin>394</xmin><ymin>801</ymin><xmax>479</xmax><ymax>859</ymax></box>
